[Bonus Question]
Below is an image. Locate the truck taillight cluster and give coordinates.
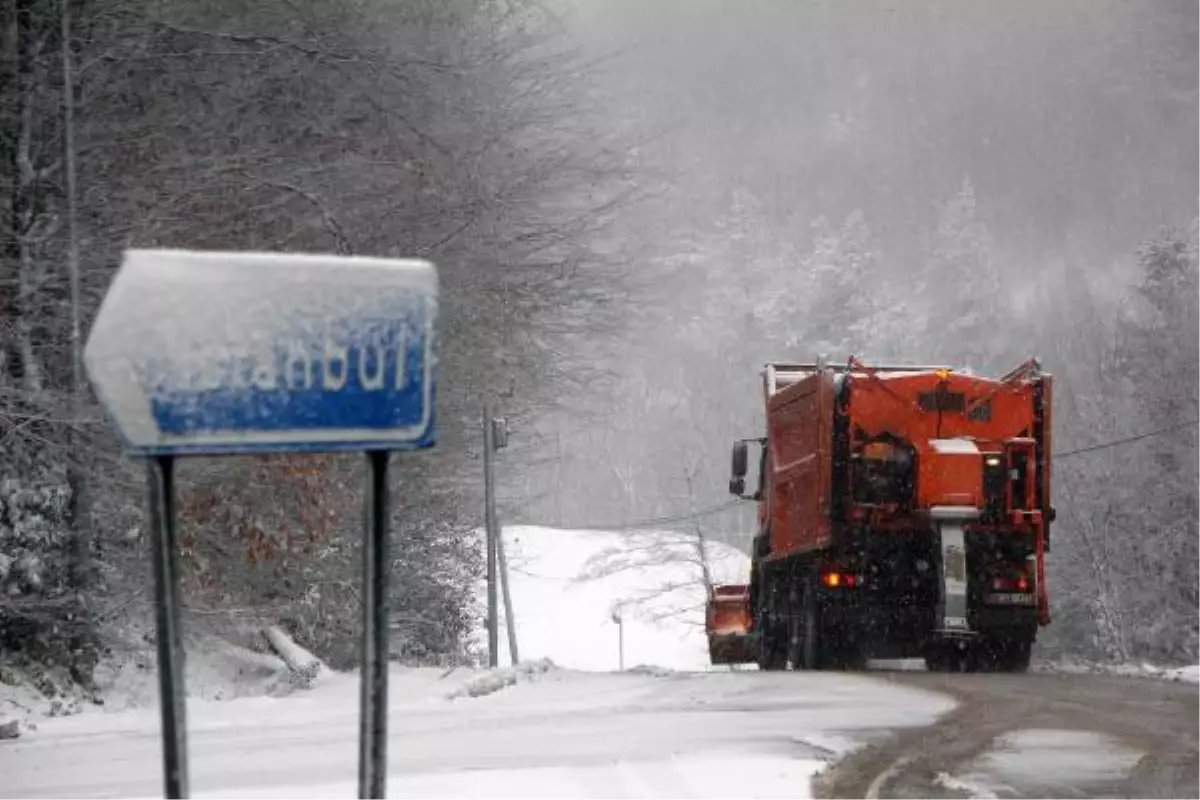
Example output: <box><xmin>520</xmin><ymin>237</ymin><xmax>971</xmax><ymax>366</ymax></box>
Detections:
<box><xmin>991</xmin><ymin>576</ymin><xmax>1031</xmax><ymax>592</ymax></box>
<box><xmin>983</xmin><ymin>561</ymin><xmax>1037</xmax><ymax>606</ymax></box>
<box><xmin>821</xmin><ymin>571</ymin><xmax>861</xmax><ymax>589</ymax></box>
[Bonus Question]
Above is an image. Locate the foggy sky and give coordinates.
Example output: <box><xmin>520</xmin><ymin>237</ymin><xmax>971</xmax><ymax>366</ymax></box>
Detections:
<box><xmin>506</xmin><ymin>0</ymin><xmax>1198</xmax><ymax>542</ymax></box>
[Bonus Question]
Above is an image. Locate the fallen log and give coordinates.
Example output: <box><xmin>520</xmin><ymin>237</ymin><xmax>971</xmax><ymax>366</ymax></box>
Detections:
<box><xmin>261</xmin><ymin>626</ymin><xmax>327</xmax><ymax>690</ymax></box>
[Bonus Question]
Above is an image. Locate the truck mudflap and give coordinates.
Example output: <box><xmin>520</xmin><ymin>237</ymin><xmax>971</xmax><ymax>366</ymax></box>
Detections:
<box><xmin>706</xmin><ymin>584</ymin><xmax>755</xmax><ymax>665</ymax></box>
<box><xmin>1034</xmin><ymin>511</ymin><xmax>1051</xmax><ymax>626</ymax></box>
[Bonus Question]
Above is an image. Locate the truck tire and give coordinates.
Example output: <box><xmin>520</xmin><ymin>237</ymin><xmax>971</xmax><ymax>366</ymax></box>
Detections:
<box><xmin>975</xmin><ymin>638</ymin><xmax>1032</xmax><ymax>673</ymax></box>
<box><xmin>755</xmin><ymin>575</ymin><xmax>787</xmax><ymax>671</ymax></box>
<box><xmin>827</xmin><ymin>633</ymin><xmax>866</xmax><ymax>671</ymax></box>
<box><xmin>799</xmin><ymin>573</ymin><xmax>823</xmax><ymax>670</ymax></box>
<box><xmin>785</xmin><ymin>587</ymin><xmax>802</xmax><ymax>670</ymax></box>
<box><xmin>1001</xmin><ymin>640</ymin><xmax>1033</xmax><ymax>672</ymax></box>
<box><xmin>924</xmin><ymin>641</ymin><xmax>968</xmax><ymax>673</ymax></box>
<box><xmin>756</xmin><ymin>614</ymin><xmax>786</xmax><ymax>671</ymax></box>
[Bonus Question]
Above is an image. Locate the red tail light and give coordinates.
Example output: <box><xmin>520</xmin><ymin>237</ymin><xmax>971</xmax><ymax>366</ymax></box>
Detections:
<box><xmin>991</xmin><ymin>573</ymin><xmax>1033</xmax><ymax>592</ymax></box>
<box><xmin>821</xmin><ymin>572</ymin><xmax>858</xmax><ymax>588</ymax></box>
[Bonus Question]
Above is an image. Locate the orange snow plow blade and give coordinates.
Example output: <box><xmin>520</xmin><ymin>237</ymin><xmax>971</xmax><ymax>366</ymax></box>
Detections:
<box><xmin>705</xmin><ymin>584</ymin><xmax>755</xmax><ymax>665</ymax></box>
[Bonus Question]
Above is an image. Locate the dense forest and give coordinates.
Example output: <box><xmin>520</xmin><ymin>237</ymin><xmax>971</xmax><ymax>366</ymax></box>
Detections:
<box><xmin>0</xmin><ymin>0</ymin><xmax>640</xmax><ymax>682</ymax></box>
<box><xmin>0</xmin><ymin>0</ymin><xmax>1195</xmax><ymax>695</ymax></box>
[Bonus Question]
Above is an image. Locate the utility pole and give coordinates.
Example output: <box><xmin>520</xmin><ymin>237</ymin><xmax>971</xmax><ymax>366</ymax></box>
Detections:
<box><xmin>483</xmin><ymin>402</ymin><xmax>499</xmax><ymax>668</ymax></box>
<box><xmin>496</xmin><ymin>503</ymin><xmax>519</xmax><ymax>666</ymax></box>
<box><xmin>484</xmin><ymin>404</ymin><xmax>517</xmax><ymax>667</ymax></box>
<box><xmin>490</xmin><ymin>412</ymin><xmax>518</xmax><ymax>665</ymax></box>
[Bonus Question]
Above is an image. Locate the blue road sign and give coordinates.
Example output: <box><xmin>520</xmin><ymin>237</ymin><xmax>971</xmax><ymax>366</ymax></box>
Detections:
<box><xmin>84</xmin><ymin>249</ymin><xmax>439</xmax><ymax>456</ymax></box>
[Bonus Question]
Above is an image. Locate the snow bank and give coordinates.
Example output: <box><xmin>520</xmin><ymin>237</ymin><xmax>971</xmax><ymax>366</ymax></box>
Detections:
<box><xmin>91</xmin><ymin>634</ymin><xmax>294</xmax><ymax>712</ymax></box>
<box><xmin>471</xmin><ymin>525</ymin><xmax>751</xmax><ymax>672</ymax></box>
<box><xmin>1035</xmin><ymin>658</ymin><xmax>1200</xmax><ymax>684</ymax></box>
<box><xmin>0</xmin><ymin>677</ymin><xmax>53</xmax><ymax>737</ymax></box>
<box><xmin>446</xmin><ymin>658</ymin><xmax>556</xmax><ymax>699</ymax></box>
<box><xmin>10</xmin><ymin>522</ymin><xmax>751</xmax><ymax>726</ymax></box>
<box><xmin>0</xmin><ymin>627</ymin><xmax>302</xmax><ymax>722</ymax></box>
<box><xmin>1162</xmin><ymin>664</ymin><xmax>1200</xmax><ymax>683</ymax></box>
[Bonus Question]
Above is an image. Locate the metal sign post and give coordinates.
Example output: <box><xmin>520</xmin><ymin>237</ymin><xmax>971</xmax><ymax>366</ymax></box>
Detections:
<box><xmin>359</xmin><ymin>450</ymin><xmax>391</xmax><ymax>798</ymax></box>
<box><xmin>84</xmin><ymin>249</ymin><xmax>439</xmax><ymax>800</ymax></box>
<box><xmin>146</xmin><ymin>455</ymin><xmax>187</xmax><ymax>797</ymax></box>
<box><xmin>611</xmin><ymin>604</ymin><xmax>624</xmax><ymax>671</ymax></box>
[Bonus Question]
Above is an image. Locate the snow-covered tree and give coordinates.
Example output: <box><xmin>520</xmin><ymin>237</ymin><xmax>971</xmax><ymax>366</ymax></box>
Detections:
<box><xmin>794</xmin><ymin>210</ymin><xmax>885</xmax><ymax>359</ymax></box>
<box><xmin>920</xmin><ymin>177</ymin><xmax>1008</xmax><ymax>372</ymax></box>
<box><xmin>1112</xmin><ymin>221</ymin><xmax>1199</xmax><ymax>660</ymax></box>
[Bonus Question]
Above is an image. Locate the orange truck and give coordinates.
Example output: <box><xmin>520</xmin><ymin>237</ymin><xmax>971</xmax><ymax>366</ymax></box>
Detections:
<box><xmin>706</xmin><ymin>356</ymin><xmax>1054</xmax><ymax>672</ymax></box>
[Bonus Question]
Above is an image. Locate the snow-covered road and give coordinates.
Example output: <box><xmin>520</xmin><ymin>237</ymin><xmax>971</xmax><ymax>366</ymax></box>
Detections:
<box><xmin>818</xmin><ymin>670</ymin><xmax>1200</xmax><ymax>799</ymax></box>
<box><xmin>3</xmin><ymin>665</ymin><xmax>954</xmax><ymax>799</ymax></box>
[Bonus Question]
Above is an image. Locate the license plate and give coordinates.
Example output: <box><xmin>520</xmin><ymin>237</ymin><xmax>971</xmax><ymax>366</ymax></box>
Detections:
<box><xmin>984</xmin><ymin>592</ymin><xmax>1035</xmax><ymax>606</ymax></box>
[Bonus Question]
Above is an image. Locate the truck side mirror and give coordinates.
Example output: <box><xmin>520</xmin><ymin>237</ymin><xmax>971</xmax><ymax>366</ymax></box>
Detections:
<box><xmin>729</xmin><ymin>477</ymin><xmax>746</xmax><ymax>496</ymax></box>
<box><xmin>731</xmin><ymin>440</ymin><xmax>748</xmax><ymax>479</ymax></box>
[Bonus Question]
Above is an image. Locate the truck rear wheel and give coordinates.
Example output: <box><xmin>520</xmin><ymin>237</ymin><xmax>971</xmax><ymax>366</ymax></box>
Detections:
<box><xmin>755</xmin><ymin>575</ymin><xmax>787</xmax><ymax>671</ymax></box>
<box><xmin>756</xmin><ymin>619</ymin><xmax>787</xmax><ymax>670</ymax></box>
<box><xmin>924</xmin><ymin>637</ymin><xmax>1032</xmax><ymax>673</ymax></box>
<box><xmin>1002</xmin><ymin>640</ymin><xmax>1033</xmax><ymax>672</ymax></box>
<box><xmin>973</xmin><ymin>638</ymin><xmax>1032</xmax><ymax>673</ymax></box>
<box><xmin>924</xmin><ymin>641</ymin><xmax>969</xmax><ymax>672</ymax></box>
<box><xmin>799</xmin><ymin>573</ymin><xmax>823</xmax><ymax>670</ymax></box>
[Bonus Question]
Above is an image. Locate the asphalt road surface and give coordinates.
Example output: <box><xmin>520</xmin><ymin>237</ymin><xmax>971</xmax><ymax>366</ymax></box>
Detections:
<box><xmin>814</xmin><ymin>669</ymin><xmax>1200</xmax><ymax>799</ymax></box>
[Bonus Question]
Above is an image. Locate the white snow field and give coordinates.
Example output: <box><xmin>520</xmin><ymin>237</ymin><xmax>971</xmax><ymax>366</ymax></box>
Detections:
<box><xmin>472</xmin><ymin>525</ymin><xmax>753</xmax><ymax>672</ymax></box>
<box><xmin>1</xmin><ymin>526</ymin><xmax>958</xmax><ymax>798</ymax></box>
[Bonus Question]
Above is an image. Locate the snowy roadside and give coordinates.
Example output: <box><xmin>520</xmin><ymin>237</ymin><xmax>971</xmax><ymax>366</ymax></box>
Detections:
<box><xmin>5</xmin><ymin>522</ymin><xmax>745</xmax><ymax>707</ymax></box>
<box><xmin>2</xmin><ymin>524</ymin><xmax>957</xmax><ymax>798</ymax></box>
<box><xmin>0</xmin><ymin>619</ymin><xmax>341</xmax><ymax>738</ymax></box>
<box><xmin>4</xmin><ymin>658</ymin><xmax>955</xmax><ymax>799</ymax></box>
<box><xmin>1033</xmin><ymin>657</ymin><xmax>1200</xmax><ymax>684</ymax></box>
<box><xmin>5</xmin><ymin>523</ymin><xmax>741</xmax><ymax>737</ymax></box>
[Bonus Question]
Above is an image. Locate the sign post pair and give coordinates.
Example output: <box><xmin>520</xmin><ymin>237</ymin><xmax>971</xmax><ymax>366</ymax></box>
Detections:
<box><xmin>84</xmin><ymin>249</ymin><xmax>440</xmax><ymax>799</ymax></box>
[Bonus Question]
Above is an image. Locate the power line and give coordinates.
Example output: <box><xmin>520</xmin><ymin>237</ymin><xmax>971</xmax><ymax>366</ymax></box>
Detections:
<box><xmin>514</xmin><ymin>421</ymin><xmax>1196</xmax><ymax>532</ymax></box>
<box><xmin>533</xmin><ymin>499</ymin><xmax>743</xmax><ymax>533</ymax></box>
<box><xmin>1056</xmin><ymin>419</ymin><xmax>1199</xmax><ymax>460</ymax></box>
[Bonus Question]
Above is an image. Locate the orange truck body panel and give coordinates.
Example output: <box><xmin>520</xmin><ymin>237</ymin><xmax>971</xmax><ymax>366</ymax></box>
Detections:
<box><xmin>764</xmin><ymin>370</ymin><xmax>835</xmax><ymax>557</ymax></box>
<box><xmin>705</xmin><ymin>585</ymin><xmax>754</xmax><ymax>664</ymax></box>
<box><xmin>765</xmin><ymin>365</ymin><xmax>1051</xmax><ymax>562</ymax></box>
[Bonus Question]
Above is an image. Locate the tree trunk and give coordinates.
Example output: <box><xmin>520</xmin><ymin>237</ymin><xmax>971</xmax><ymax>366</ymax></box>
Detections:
<box><xmin>693</xmin><ymin>523</ymin><xmax>714</xmax><ymax>599</ymax></box>
<box><xmin>0</xmin><ymin>6</ymin><xmax>24</xmax><ymax>386</ymax></box>
<box><xmin>61</xmin><ymin>0</ymin><xmax>96</xmax><ymax>688</ymax></box>
<box><xmin>13</xmin><ymin>6</ymin><xmax>45</xmax><ymax>396</ymax></box>
<box><xmin>262</xmin><ymin>625</ymin><xmax>327</xmax><ymax>677</ymax></box>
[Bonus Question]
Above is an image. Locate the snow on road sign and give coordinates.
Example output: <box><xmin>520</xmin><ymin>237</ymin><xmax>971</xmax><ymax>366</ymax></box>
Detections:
<box><xmin>84</xmin><ymin>249</ymin><xmax>438</xmax><ymax>455</ymax></box>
